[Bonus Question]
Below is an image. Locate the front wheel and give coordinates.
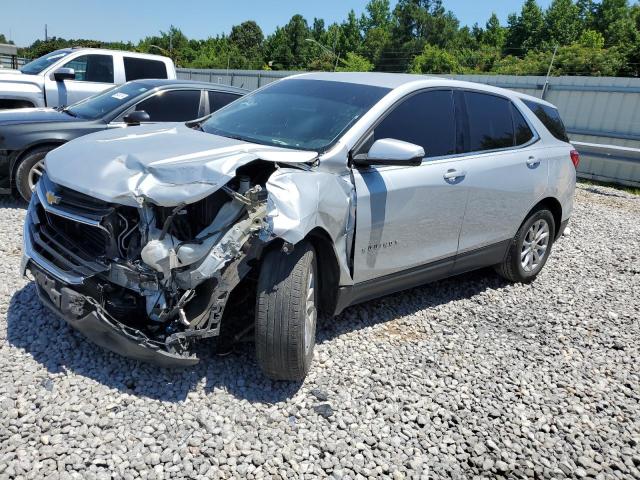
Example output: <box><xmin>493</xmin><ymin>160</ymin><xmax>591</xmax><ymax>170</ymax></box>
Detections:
<box><xmin>495</xmin><ymin>208</ymin><xmax>556</xmax><ymax>283</ymax></box>
<box><xmin>15</xmin><ymin>147</ymin><xmax>52</xmax><ymax>202</ymax></box>
<box><xmin>255</xmin><ymin>241</ymin><xmax>317</xmax><ymax>381</ymax></box>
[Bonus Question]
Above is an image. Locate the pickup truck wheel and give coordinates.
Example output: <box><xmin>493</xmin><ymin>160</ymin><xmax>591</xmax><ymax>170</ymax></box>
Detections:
<box><xmin>15</xmin><ymin>147</ymin><xmax>52</xmax><ymax>202</ymax></box>
<box><xmin>495</xmin><ymin>208</ymin><xmax>555</xmax><ymax>283</ymax></box>
<box><xmin>255</xmin><ymin>241</ymin><xmax>317</xmax><ymax>381</ymax></box>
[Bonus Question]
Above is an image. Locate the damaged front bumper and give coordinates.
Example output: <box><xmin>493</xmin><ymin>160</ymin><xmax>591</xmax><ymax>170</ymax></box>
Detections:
<box><xmin>21</xmin><ymin>174</ymin><xmax>268</xmax><ymax>366</ymax></box>
<box><xmin>31</xmin><ymin>266</ymin><xmax>198</xmax><ymax>367</ymax></box>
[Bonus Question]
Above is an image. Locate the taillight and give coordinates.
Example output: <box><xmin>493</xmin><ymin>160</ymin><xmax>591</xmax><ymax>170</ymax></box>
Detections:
<box><xmin>570</xmin><ymin>149</ymin><xmax>580</xmax><ymax>169</ymax></box>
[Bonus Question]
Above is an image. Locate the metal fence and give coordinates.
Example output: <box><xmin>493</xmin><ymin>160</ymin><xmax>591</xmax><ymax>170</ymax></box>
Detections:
<box><xmin>0</xmin><ymin>54</ymin><xmax>27</xmax><ymax>70</ymax></box>
<box><xmin>178</xmin><ymin>68</ymin><xmax>640</xmax><ymax>187</ymax></box>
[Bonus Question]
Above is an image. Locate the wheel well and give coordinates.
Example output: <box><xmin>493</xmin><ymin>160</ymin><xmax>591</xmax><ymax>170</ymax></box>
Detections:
<box><xmin>257</xmin><ymin>228</ymin><xmax>340</xmax><ymax>315</ymax></box>
<box><xmin>10</xmin><ymin>142</ymin><xmax>64</xmax><ymax>188</ymax></box>
<box><xmin>531</xmin><ymin>197</ymin><xmax>563</xmax><ymax>239</ymax></box>
<box><xmin>306</xmin><ymin>228</ymin><xmax>340</xmax><ymax>315</ymax></box>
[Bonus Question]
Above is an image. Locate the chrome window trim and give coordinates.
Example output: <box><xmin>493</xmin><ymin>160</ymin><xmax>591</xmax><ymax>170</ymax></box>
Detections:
<box><xmin>350</xmin><ymin>86</ymin><xmax>542</xmax><ymax>168</ymax></box>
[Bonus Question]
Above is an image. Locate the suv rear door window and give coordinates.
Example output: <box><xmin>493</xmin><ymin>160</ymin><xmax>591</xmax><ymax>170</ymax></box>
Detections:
<box><xmin>463</xmin><ymin>91</ymin><xmax>514</xmax><ymax>152</ymax></box>
<box><xmin>523</xmin><ymin>100</ymin><xmax>569</xmax><ymax>142</ymax></box>
<box><xmin>208</xmin><ymin>91</ymin><xmax>241</xmax><ymax>112</ymax></box>
<box><xmin>135</xmin><ymin>89</ymin><xmax>201</xmax><ymax>121</ymax></box>
<box><xmin>124</xmin><ymin>57</ymin><xmax>168</xmax><ymax>81</ymax></box>
<box><xmin>373</xmin><ymin>90</ymin><xmax>456</xmax><ymax>158</ymax></box>
<box><xmin>63</xmin><ymin>54</ymin><xmax>114</xmax><ymax>83</ymax></box>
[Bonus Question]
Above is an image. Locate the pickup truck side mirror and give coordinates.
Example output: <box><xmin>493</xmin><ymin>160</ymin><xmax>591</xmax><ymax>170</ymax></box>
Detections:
<box><xmin>353</xmin><ymin>138</ymin><xmax>425</xmax><ymax>167</ymax></box>
<box><xmin>53</xmin><ymin>68</ymin><xmax>75</xmax><ymax>82</ymax></box>
<box><xmin>123</xmin><ymin>110</ymin><xmax>151</xmax><ymax>126</ymax></box>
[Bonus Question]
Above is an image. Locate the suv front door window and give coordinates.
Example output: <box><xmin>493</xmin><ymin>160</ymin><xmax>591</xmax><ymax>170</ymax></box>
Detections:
<box><xmin>133</xmin><ymin>89</ymin><xmax>203</xmax><ymax>122</ymax></box>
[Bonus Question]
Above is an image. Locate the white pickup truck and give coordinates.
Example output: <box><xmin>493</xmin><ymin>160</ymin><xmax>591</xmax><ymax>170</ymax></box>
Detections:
<box><xmin>0</xmin><ymin>48</ymin><xmax>176</xmax><ymax>109</ymax></box>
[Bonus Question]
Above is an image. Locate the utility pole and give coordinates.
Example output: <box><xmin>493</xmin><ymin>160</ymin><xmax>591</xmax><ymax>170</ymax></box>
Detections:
<box><xmin>45</xmin><ymin>24</ymin><xmax>48</xmax><ymax>42</ymax></box>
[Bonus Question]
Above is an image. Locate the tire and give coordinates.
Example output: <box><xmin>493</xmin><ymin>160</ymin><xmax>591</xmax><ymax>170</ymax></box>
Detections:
<box><xmin>495</xmin><ymin>208</ymin><xmax>556</xmax><ymax>283</ymax></box>
<box><xmin>255</xmin><ymin>241</ymin><xmax>317</xmax><ymax>381</ymax></box>
<box><xmin>15</xmin><ymin>146</ymin><xmax>52</xmax><ymax>202</ymax></box>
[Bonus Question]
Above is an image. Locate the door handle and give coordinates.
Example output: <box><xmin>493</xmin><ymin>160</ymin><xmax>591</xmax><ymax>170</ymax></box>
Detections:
<box><xmin>443</xmin><ymin>169</ymin><xmax>467</xmax><ymax>181</ymax></box>
<box><xmin>526</xmin><ymin>156</ymin><xmax>541</xmax><ymax>168</ymax></box>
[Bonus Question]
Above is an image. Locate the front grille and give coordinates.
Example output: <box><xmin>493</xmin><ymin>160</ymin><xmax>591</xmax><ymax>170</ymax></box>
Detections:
<box><xmin>55</xmin><ymin>184</ymin><xmax>114</xmax><ymax>221</ymax></box>
<box><xmin>26</xmin><ymin>175</ymin><xmax>114</xmax><ymax>278</ymax></box>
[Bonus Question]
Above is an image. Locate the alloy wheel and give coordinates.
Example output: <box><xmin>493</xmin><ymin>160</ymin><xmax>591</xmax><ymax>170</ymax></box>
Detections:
<box><xmin>521</xmin><ymin>219</ymin><xmax>550</xmax><ymax>272</ymax></box>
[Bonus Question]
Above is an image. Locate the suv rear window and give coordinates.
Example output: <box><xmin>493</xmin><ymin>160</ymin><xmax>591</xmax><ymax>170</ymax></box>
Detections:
<box><xmin>124</xmin><ymin>57</ymin><xmax>168</xmax><ymax>81</ymax></box>
<box><xmin>523</xmin><ymin>100</ymin><xmax>569</xmax><ymax>142</ymax></box>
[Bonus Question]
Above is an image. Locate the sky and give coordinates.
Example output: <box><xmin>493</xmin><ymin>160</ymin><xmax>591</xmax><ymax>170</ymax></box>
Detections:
<box><xmin>0</xmin><ymin>0</ymin><xmax>554</xmax><ymax>48</ymax></box>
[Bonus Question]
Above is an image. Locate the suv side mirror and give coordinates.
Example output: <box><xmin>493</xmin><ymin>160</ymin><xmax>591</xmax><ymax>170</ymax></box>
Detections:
<box><xmin>53</xmin><ymin>68</ymin><xmax>75</xmax><ymax>82</ymax></box>
<box><xmin>354</xmin><ymin>138</ymin><xmax>425</xmax><ymax>167</ymax></box>
<box><xmin>123</xmin><ymin>110</ymin><xmax>151</xmax><ymax>126</ymax></box>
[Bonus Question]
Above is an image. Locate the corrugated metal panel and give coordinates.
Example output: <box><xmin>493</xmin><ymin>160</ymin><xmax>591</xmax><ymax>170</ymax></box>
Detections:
<box><xmin>177</xmin><ymin>69</ymin><xmax>640</xmax><ymax>186</ymax></box>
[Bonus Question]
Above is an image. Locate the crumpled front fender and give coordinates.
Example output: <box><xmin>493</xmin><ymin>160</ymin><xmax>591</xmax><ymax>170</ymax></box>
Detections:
<box><xmin>266</xmin><ymin>168</ymin><xmax>355</xmax><ymax>285</ymax></box>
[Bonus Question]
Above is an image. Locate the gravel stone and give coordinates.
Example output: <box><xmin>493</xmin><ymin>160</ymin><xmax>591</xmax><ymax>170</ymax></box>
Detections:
<box><xmin>1</xmin><ymin>184</ymin><xmax>639</xmax><ymax>479</ymax></box>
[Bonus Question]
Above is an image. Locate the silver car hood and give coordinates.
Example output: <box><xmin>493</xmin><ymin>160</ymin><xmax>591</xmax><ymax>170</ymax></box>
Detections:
<box><xmin>45</xmin><ymin>123</ymin><xmax>318</xmax><ymax>207</ymax></box>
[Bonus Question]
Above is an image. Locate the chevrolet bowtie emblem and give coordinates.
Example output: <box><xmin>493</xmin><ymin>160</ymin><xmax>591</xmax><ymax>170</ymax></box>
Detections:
<box><xmin>46</xmin><ymin>191</ymin><xmax>61</xmax><ymax>205</ymax></box>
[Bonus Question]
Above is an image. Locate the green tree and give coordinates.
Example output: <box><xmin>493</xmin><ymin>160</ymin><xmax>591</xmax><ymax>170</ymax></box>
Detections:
<box><xmin>506</xmin><ymin>0</ymin><xmax>545</xmax><ymax>55</ymax></box>
<box><xmin>390</xmin><ymin>0</ymin><xmax>460</xmax><ymax>72</ymax></box>
<box><xmin>360</xmin><ymin>0</ymin><xmax>393</xmax><ymax>68</ymax></box>
<box><xmin>543</xmin><ymin>0</ymin><xmax>581</xmax><ymax>47</ymax></box>
<box><xmin>483</xmin><ymin>13</ymin><xmax>507</xmax><ymax>49</ymax></box>
<box><xmin>337</xmin><ymin>52</ymin><xmax>374</xmax><ymax>71</ymax></box>
<box><xmin>578</xmin><ymin>29</ymin><xmax>605</xmax><ymax>48</ymax></box>
<box><xmin>229</xmin><ymin>21</ymin><xmax>264</xmax><ymax>52</ymax></box>
<box><xmin>339</xmin><ymin>10</ymin><xmax>362</xmax><ymax>55</ymax></box>
<box><xmin>0</xmin><ymin>34</ymin><xmax>14</xmax><ymax>45</ymax></box>
<box><xmin>410</xmin><ymin>44</ymin><xmax>462</xmax><ymax>73</ymax></box>
<box><xmin>263</xmin><ymin>14</ymin><xmax>312</xmax><ymax>70</ymax></box>
<box><xmin>594</xmin><ymin>0</ymin><xmax>638</xmax><ymax>47</ymax></box>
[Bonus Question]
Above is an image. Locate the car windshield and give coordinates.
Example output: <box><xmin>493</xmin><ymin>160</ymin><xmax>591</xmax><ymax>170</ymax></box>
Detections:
<box><xmin>66</xmin><ymin>81</ymin><xmax>153</xmax><ymax>120</ymax></box>
<box><xmin>20</xmin><ymin>49</ymin><xmax>71</xmax><ymax>75</ymax></box>
<box><xmin>201</xmin><ymin>79</ymin><xmax>390</xmax><ymax>151</ymax></box>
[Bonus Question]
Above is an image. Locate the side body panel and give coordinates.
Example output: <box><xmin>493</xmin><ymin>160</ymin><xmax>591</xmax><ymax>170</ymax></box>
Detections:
<box><xmin>351</xmin><ymin>160</ymin><xmax>468</xmax><ymax>283</ymax></box>
<box><xmin>454</xmin><ymin>144</ymin><xmax>549</xmax><ymax>254</ymax></box>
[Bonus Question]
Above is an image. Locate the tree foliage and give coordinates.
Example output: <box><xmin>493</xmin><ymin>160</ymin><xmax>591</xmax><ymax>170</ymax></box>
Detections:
<box><xmin>8</xmin><ymin>0</ymin><xmax>640</xmax><ymax>76</ymax></box>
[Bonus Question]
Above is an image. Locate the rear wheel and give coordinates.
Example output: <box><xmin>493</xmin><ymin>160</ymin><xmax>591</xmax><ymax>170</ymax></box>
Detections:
<box><xmin>15</xmin><ymin>147</ymin><xmax>52</xmax><ymax>202</ymax></box>
<box><xmin>255</xmin><ymin>241</ymin><xmax>317</xmax><ymax>381</ymax></box>
<box><xmin>495</xmin><ymin>208</ymin><xmax>555</xmax><ymax>283</ymax></box>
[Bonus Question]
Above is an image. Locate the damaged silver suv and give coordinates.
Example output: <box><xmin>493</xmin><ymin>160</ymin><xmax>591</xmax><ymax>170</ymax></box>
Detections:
<box><xmin>22</xmin><ymin>73</ymin><xmax>577</xmax><ymax>380</ymax></box>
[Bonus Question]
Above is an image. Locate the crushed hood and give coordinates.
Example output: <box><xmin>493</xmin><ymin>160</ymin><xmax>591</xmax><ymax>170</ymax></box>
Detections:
<box><xmin>45</xmin><ymin>123</ymin><xmax>318</xmax><ymax>207</ymax></box>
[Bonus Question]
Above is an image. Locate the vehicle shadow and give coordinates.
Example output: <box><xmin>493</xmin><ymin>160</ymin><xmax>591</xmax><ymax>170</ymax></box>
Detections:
<box><xmin>6</xmin><ymin>268</ymin><xmax>507</xmax><ymax>404</ymax></box>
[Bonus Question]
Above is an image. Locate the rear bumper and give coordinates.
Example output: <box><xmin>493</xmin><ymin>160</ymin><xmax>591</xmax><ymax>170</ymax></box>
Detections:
<box><xmin>28</xmin><ymin>264</ymin><xmax>199</xmax><ymax>368</ymax></box>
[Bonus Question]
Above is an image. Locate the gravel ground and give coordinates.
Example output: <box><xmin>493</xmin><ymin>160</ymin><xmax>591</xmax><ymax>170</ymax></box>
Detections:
<box><xmin>1</xmin><ymin>183</ymin><xmax>639</xmax><ymax>480</ymax></box>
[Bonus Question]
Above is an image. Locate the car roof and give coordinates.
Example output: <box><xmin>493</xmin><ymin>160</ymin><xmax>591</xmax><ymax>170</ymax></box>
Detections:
<box><xmin>285</xmin><ymin>72</ymin><xmax>557</xmax><ymax>108</ymax></box>
<box><xmin>129</xmin><ymin>78</ymin><xmax>248</xmax><ymax>94</ymax></box>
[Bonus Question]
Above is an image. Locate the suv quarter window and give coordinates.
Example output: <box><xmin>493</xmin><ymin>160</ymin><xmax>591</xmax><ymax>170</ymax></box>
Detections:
<box><xmin>63</xmin><ymin>54</ymin><xmax>114</xmax><ymax>83</ymax></box>
<box><xmin>135</xmin><ymin>89</ymin><xmax>202</xmax><ymax>122</ymax></box>
<box><xmin>522</xmin><ymin>99</ymin><xmax>569</xmax><ymax>142</ymax></box>
<box><xmin>124</xmin><ymin>57</ymin><xmax>168</xmax><ymax>81</ymax></box>
<box><xmin>370</xmin><ymin>89</ymin><xmax>456</xmax><ymax>159</ymax></box>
